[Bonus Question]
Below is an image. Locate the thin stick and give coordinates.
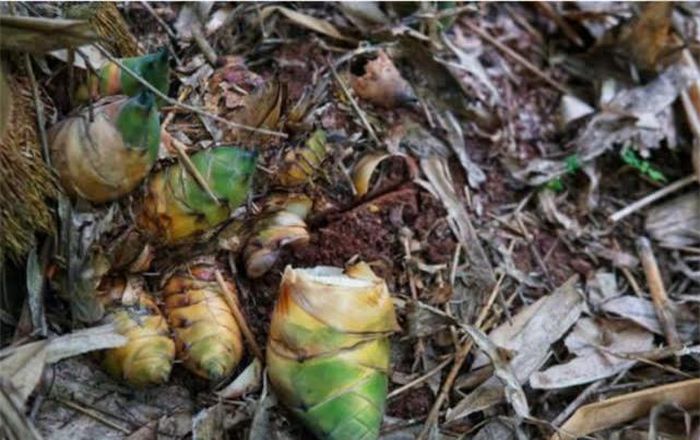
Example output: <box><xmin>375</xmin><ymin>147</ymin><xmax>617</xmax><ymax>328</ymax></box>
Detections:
<box><xmin>92</xmin><ymin>44</ymin><xmax>286</xmax><ymax>138</ymax></box>
<box><xmin>56</xmin><ymin>398</ymin><xmax>131</xmax><ymax>434</ymax></box>
<box><xmin>168</xmin><ymin>135</ymin><xmax>220</xmax><ymax>206</ymax></box>
<box><xmin>161</xmin><ymin>87</ymin><xmax>191</xmax><ymax>130</ymax></box>
<box><xmin>191</xmin><ymin>25</ymin><xmax>218</xmax><ymax>66</ymax></box>
<box><xmin>636</xmin><ymin>237</ymin><xmax>681</xmax><ymax>349</ymax></box>
<box><xmin>326</xmin><ymin>59</ymin><xmax>381</xmax><ymax>145</ymax></box>
<box><xmin>609</xmin><ymin>175</ymin><xmax>697</xmax><ymax>223</ymax></box>
<box><xmin>215</xmin><ymin>270</ymin><xmax>265</xmax><ymax>362</ymax></box>
<box><xmin>388</xmin><ymin>355</ymin><xmax>453</xmax><ymax>399</ymax></box>
<box><xmin>461</xmin><ymin>19</ymin><xmax>571</xmax><ymax>95</ymax></box>
<box><xmin>24</xmin><ymin>54</ymin><xmax>50</xmax><ymax>166</ymax></box>
<box><xmin>417</xmin><ymin>272</ymin><xmax>506</xmax><ymax>440</ymax></box>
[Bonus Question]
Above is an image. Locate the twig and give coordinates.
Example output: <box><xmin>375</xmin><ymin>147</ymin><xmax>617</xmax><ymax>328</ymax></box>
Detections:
<box><xmin>191</xmin><ymin>25</ymin><xmax>219</xmax><ymax>66</ymax></box>
<box><xmin>161</xmin><ymin>87</ymin><xmax>191</xmax><ymax>130</ymax></box>
<box><xmin>533</xmin><ymin>2</ymin><xmax>583</xmax><ymax>47</ymax></box>
<box><xmin>56</xmin><ymin>397</ymin><xmax>131</xmax><ymax>434</ymax></box>
<box><xmin>461</xmin><ymin>19</ymin><xmax>571</xmax><ymax>95</ymax></box>
<box><xmin>214</xmin><ymin>270</ymin><xmax>265</xmax><ymax>362</ymax></box>
<box><xmin>92</xmin><ymin>44</ymin><xmax>287</xmax><ymax>138</ymax></box>
<box><xmin>636</xmin><ymin>237</ymin><xmax>682</xmax><ymax>349</ymax></box>
<box><xmin>609</xmin><ymin>175</ymin><xmax>697</xmax><ymax>222</ymax></box>
<box><xmin>388</xmin><ymin>355</ymin><xmax>453</xmax><ymax>399</ymax></box>
<box><xmin>417</xmin><ymin>272</ymin><xmax>507</xmax><ymax>440</ymax></box>
<box><xmin>326</xmin><ymin>59</ymin><xmax>380</xmax><ymax>145</ymax></box>
<box><xmin>24</xmin><ymin>54</ymin><xmax>50</xmax><ymax>166</ymax></box>
<box><xmin>139</xmin><ymin>1</ymin><xmax>177</xmax><ymax>40</ymax></box>
<box><xmin>167</xmin><ymin>135</ymin><xmax>220</xmax><ymax>206</ymax></box>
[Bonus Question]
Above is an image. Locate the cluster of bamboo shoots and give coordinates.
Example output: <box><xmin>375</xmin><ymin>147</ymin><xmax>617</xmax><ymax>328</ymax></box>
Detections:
<box><xmin>49</xmin><ymin>49</ymin><xmax>398</xmax><ymax>439</ymax></box>
<box><xmin>49</xmin><ymin>51</ymin><xmax>255</xmax><ymax>385</ymax></box>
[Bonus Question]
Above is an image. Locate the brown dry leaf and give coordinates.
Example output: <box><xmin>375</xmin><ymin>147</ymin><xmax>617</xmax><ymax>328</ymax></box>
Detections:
<box><xmin>553</xmin><ymin>378</ymin><xmax>700</xmax><ymax>440</ymax></box>
<box><xmin>260</xmin><ymin>6</ymin><xmax>355</xmax><ymax>43</ymax></box>
<box><xmin>530</xmin><ymin>318</ymin><xmax>653</xmax><ymax>389</ymax></box>
<box><xmin>0</xmin><ymin>15</ymin><xmax>97</xmax><ymax>53</ymax></box>
<box><xmin>192</xmin><ymin>404</ymin><xmax>225</xmax><ymax>440</ymax></box>
<box><xmin>228</xmin><ymin>77</ymin><xmax>287</xmax><ymax>144</ymax></box>
<box><xmin>349</xmin><ymin>50</ymin><xmax>415</xmax><ymax>108</ymax></box>
<box><xmin>447</xmin><ymin>277</ymin><xmax>583</xmax><ymax>422</ymax></box>
<box><xmin>604</xmin><ymin>2</ymin><xmax>674</xmax><ymax>72</ymax></box>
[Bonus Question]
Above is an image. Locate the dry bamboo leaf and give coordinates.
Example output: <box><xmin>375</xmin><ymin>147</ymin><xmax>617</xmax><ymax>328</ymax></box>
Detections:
<box><xmin>530</xmin><ymin>318</ymin><xmax>653</xmax><ymax>389</ymax></box>
<box><xmin>447</xmin><ymin>278</ymin><xmax>583</xmax><ymax>422</ymax></box>
<box><xmin>464</xmin><ymin>325</ymin><xmax>530</xmax><ymax>419</ymax></box>
<box><xmin>0</xmin><ymin>385</ymin><xmax>42</xmax><ymax>440</ymax></box>
<box><xmin>645</xmin><ymin>191</ymin><xmax>700</xmax><ymax>248</ymax></box>
<box><xmin>352</xmin><ymin>152</ymin><xmax>390</xmax><ymax>197</ymax></box>
<box><xmin>420</xmin><ymin>156</ymin><xmax>496</xmax><ymax>313</ymax></box>
<box><xmin>443</xmin><ymin>112</ymin><xmax>486</xmax><ymax>189</ymax></box>
<box><xmin>261</xmin><ymin>6</ymin><xmax>355</xmax><ymax>42</ymax></box>
<box><xmin>552</xmin><ymin>379</ymin><xmax>700</xmax><ymax>440</ymax></box>
<box><xmin>0</xmin><ymin>324</ymin><xmax>126</xmax><ymax>405</ymax></box>
<box><xmin>0</xmin><ymin>15</ymin><xmax>98</xmax><ymax>53</ymax></box>
<box><xmin>601</xmin><ymin>295</ymin><xmax>698</xmax><ymax>342</ymax></box>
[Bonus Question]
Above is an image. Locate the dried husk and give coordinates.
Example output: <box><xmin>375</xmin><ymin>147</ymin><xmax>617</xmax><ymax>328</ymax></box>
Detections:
<box><xmin>98</xmin><ymin>276</ymin><xmax>175</xmax><ymax>387</ymax></box>
<box><xmin>162</xmin><ymin>259</ymin><xmax>244</xmax><ymax>380</ymax></box>
<box><xmin>267</xmin><ymin>263</ymin><xmax>399</xmax><ymax>440</ymax></box>
<box><xmin>243</xmin><ymin>193</ymin><xmax>312</xmax><ymax>278</ymax></box>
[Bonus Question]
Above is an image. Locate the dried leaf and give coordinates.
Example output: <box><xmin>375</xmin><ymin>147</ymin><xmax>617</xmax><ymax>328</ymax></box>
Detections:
<box><xmin>553</xmin><ymin>379</ymin><xmax>700</xmax><ymax>440</ymax></box>
<box><xmin>405</xmin><ymin>300</ymin><xmax>457</xmax><ymax>338</ymax></box>
<box><xmin>464</xmin><ymin>325</ymin><xmax>530</xmax><ymax>419</ymax></box>
<box><xmin>447</xmin><ymin>278</ymin><xmax>583</xmax><ymax>421</ymax></box>
<box><xmin>645</xmin><ymin>191</ymin><xmax>700</xmax><ymax>248</ymax></box>
<box><xmin>0</xmin><ymin>324</ymin><xmax>124</xmax><ymax>407</ymax></box>
<box><xmin>0</xmin><ymin>385</ymin><xmax>42</xmax><ymax>440</ymax></box>
<box><xmin>537</xmin><ymin>189</ymin><xmax>581</xmax><ymax>235</ymax></box>
<box><xmin>515</xmin><ymin>63</ymin><xmax>696</xmax><ymax>185</ymax></box>
<box><xmin>530</xmin><ymin>318</ymin><xmax>654</xmax><ymax>389</ymax></box>
<box><xmin>350</xmin><ymin>50</ymin><xmax>415</xmax><ymax>108</ymax></box>
<box><xmin>443</xmin><ymin>112</ymin><xmax>486</xmax><ymax>189</ymax></box>
<box><xmin>229</xmin><ymin>77</ymin><xmax>286</xmax><ymax>144</ymax></box>
<box><xmin>601</xmin><ymin>295</ymin><xmax>698</xmax><ymax>342</ymax></box>
<box><xmin>352</xmin><ymin>153</ymin><xmax>390</xmax><ymax>197</ymax></box>
<box><xmin>26</xmin><ymin>245</ymin><xmax>47</xmax><ymax>336</ymax></box>
<box><xmin>559</xmin><ymin>95</ymin><xmax>594</xmax><ymax>126</ymax></box>
<box><xmin>0</xmin><ymin>15</ymin><xmax>98</xmax><ymax>53</ymax></box>
<box><xmin>420</xmin><ymin>156</ymin><xmax>496</xmax><ymax>320</ymax></box>
<box><xmin>217</xmin><ymin>358</ymin><xmax>262</xmax><ymax>399</ymax></box>
<box><xmin>192</xmin><ymin>404</ymin><xmax>225</xmax><ymax>440</ymax></box>
<box><xmin>261</xmin><ymin>6</ymin><xmax>354</xmax><ymax>42</ymax></box>
<box><xmin>336</xmin><ymin>2</ymin><xmax>388</xmax><ymax>32</ymax></box>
